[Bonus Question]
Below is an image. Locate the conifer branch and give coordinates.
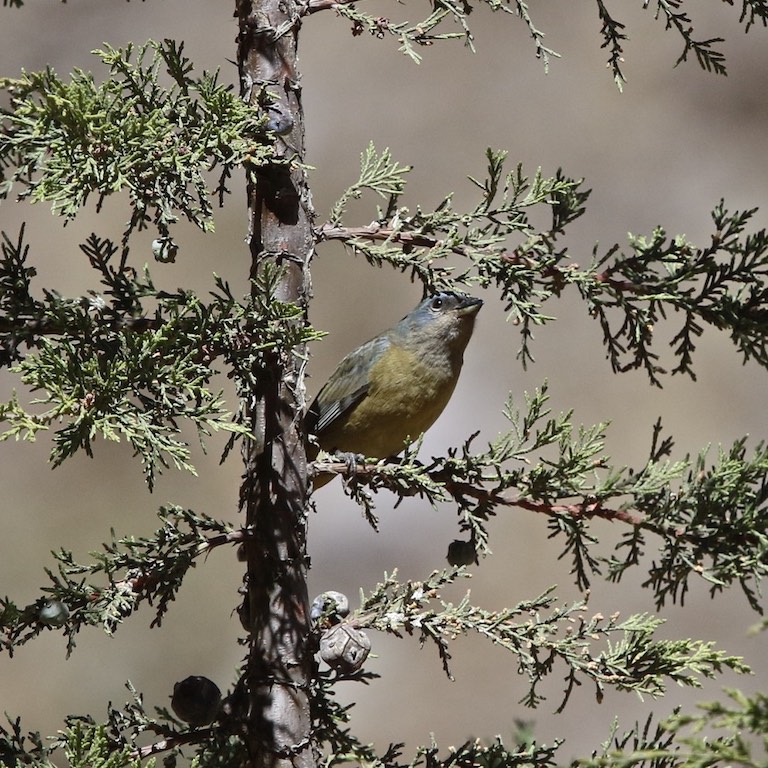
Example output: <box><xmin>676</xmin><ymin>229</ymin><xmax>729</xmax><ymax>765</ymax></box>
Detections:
<box><xmin>323</xmin><ymin>151</ymin><xmax>768</xmax><ymax>381</ymax></box>
<box><xmin>0</xmin><ymin>41</ymin><xmax>279</xmax><ymax>249</ymax></box>
<box><xmin>313</xmin><ymin>385</ymin><xmax>768</xmax><ymax>612</ymax></box>
<box><xmin>0</xmin><ymin>227</ymin><xmax>322</xmax><ymax>487</ymax></box>
<box><xmin>648</xmin><ymin>0</ymin><xmax>727</xmax><ymax>74</ymax></box>
<box><xmin>347</xmin><ymin>570</ymin><xmax>748</xmax><ymax>708</ymax></box>
<box><xmin>298</xmin><ymin>0</ymin><xmax>765</xmax><ymax>79</ymax></box>
<box><xmin>595</xmin><ymin>0</ymin><xmax>628</xmax><ymax>90</ymax></box>
<box><xmin>0</xmin><ymin>507</ymin><xmax>237</xmax><ymax>657</ymax></box>
<box><xmin>1</xmin><ymin>5</ymin><xmax>767</xmax><ymax>768</ymax></box>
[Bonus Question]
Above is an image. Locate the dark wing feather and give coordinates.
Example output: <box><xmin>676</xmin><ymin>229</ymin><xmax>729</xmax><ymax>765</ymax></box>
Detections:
<box><xmin>308</xmin><ymin>334</ymin><xmax>391</xmax><ymax>437</ymax></box>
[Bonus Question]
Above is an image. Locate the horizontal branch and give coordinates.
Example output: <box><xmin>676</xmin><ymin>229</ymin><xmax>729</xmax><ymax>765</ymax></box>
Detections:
<box><xmin>508</xmin><ymin>496</ymin><xmax>643</xmax><ymax>526</ymax></box>
<box><xmin>303</xmin><ymin>0</ymin><xmax>356</xmax><ymax>14</ymax></box>
<box><xmin>311</xmin><ymin>460</ymin><xmax>645</xmax><ymax>526</ymax></box>
<box><xmin>593</xmin><ymin>271</ymin><xmax>649</xmax><ymax>295</ymax></box>
<box><xmin>113</xmin><ymin>527</ymin><xmax>250</xmax><ymax>594</ymax></box>
<box><xmin>316</xmin><ymin>224</ymin><xmax>644</xmax><ymax>294</ymax></box>
<box><xmin>133</xmin><ymin>728</ymin><xmax>213</xmax><ymax>760</ymax></box>
<box><xmin>316</xmin><ymin>222</ymin><xmax>551</xmax><ymax>272</ymax></box>
<box><xmin>316</xmin><ymin>222</ymin><xmax>463</xmax><ymax>252</ymax></box>
<box><xmin>0</xmin><ymin>262</ymin><xmax>642</xmax><ymax>348</ymax></box>
<box><xmin>0</xmin><ymin>314</ymin><xmax>162</xmax><ymax>337</ymax></box>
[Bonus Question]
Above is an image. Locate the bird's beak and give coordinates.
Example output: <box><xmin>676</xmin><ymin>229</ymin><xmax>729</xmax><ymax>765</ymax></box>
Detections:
<box><xmin>456</xmin><ymin>295</ymin><xmax>483</xmax><ymax>317</ymax></box>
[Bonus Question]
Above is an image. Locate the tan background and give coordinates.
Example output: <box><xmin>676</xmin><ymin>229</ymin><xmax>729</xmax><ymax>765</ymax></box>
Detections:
<box><xmin>1</xmin><ymin>0</ymin><xmax>767</xmax><ymax>758</ymax></box>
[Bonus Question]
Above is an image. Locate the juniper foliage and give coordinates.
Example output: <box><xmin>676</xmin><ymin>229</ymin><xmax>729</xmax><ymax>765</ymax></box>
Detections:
<box><xmin>1</xmin><ymin>5</ymin><xmax>768</xmax><ymax>768</ymax></box>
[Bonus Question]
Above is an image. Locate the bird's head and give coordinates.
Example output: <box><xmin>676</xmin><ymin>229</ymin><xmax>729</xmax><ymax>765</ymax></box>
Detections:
<box><xmin>393</xmin><ymin>291</ymin><xmax>483</xmax><ymax>360</ymax></box>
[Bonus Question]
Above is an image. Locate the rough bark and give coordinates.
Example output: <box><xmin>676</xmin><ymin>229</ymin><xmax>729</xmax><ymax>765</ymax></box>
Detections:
<box><xmin>235</xmin><ymin>2</ymin><xmax>315</xmax><ymax>767</ymax></box>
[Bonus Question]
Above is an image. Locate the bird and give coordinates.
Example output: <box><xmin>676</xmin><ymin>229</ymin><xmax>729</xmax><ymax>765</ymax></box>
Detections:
<box><xmin>306</xmin><ymin>290</ymin><xmax>483</xmax><ymax>484</ymax></box>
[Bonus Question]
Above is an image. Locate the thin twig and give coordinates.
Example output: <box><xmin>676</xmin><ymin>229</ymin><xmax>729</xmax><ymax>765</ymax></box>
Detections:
<box><xmin>0</xmin><ymin>314</ymin><xmax>161</xmax><ymax>336</ymax></box>
<box><xmin>312</xmin><ymin>460</ymin><xmax>647</xmax><ymax>526</ymax></box>
<box><xmin>133</xmin><ymin>728</ymin><xmax>213</xmax><ymax>760</ymax></box>
<box><xmin>303</xmin><ymin>0</ymin><xmax>357</xmax><ymax>15</ymax></box>
<box><xmin>317</xmin><ymin>223</ymin><xmax>453</xmax><ymax>251</ymax></box>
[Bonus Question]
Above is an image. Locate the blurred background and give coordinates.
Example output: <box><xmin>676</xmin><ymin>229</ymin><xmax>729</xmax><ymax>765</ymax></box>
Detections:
<box><xmin>1</xmin><ymin>0</ymin><xmax>767</xmax><ymax>759</ymax></box>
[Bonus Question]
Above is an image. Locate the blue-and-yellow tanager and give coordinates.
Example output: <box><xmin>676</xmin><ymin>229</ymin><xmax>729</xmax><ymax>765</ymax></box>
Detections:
<box><xmin>307</xmin><ymin>291</ymin><xmax>483</xmax><ymax>479</ymax></box>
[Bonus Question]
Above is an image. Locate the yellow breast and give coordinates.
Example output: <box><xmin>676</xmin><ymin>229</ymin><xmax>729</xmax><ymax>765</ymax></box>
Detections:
<box><xmin>319</xmin><ymin>344</ymin><xmax>458</xmax><ymax>458</ymax></box>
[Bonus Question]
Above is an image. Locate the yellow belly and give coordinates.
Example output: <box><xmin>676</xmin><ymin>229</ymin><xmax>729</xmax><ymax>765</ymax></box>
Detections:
<box><xmin>319</xmin><ymin>345</ymin><xmax>457</xmax><ymax>458</ymax></box>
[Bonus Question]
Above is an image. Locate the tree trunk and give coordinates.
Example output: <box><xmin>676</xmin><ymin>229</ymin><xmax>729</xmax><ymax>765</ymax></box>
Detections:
<box><xmin>235</xmin><ymin>2</ymin><xmax>315</xmax><ymax>767</ymax></box>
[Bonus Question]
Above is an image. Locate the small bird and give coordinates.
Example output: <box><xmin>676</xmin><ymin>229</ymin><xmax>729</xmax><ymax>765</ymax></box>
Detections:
<box><xmin>307</xmin><ymin>291</ymin><xmax>483</xmax><ymax>482</ymax></box>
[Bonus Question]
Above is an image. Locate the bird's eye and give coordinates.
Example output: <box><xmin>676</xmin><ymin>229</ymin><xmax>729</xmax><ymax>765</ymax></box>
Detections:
<box><xmin>430</xmin><ymin>296</ymin><xmax>444</xmax><ymax>310</ymax></box>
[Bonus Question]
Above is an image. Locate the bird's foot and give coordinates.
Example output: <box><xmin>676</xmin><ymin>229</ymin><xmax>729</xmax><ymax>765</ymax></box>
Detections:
<box><xmin>332</xmin><ymin>451</ymin><xmax>367</xmax><ymax>482</ymax></box>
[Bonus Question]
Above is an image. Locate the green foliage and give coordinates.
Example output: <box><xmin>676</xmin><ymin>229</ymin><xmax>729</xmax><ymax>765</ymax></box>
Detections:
<box><xmin>412</xmin><ymin>735</ymin><xmax>562</xmax><ymax>768</ymax></box>
<box><xmin>323</xmin><ymin>148</ymin><xmax>768</xmax><ymax>380</ymax></box>
<box><xmin>594</xmin><ymin>0</ymin><xmax>731</xmax><ymax>89</ymax></box>
<box><xmin>311</xmin><ymin>705</ymin><xmax>563</xmax><ymax>768</ymax></box>
<box><xmin>0</xmin><ymin>40</ymin><xmax>276</xmax><ymax>246</ymax></box>
<box><xmin>60</xmin><ymin>720</ymin><xmax>144</xmax><ymax>768</ymax></box>
<box><xmin>5</xmin><ymin>686</ymin><xmax>768</xmax><ymax>768</ymax></box>
<box><xmin>1</xmin><ymin>6</ymin><xmax>768</xmax><ymax>768</ymax></box>
<box><xmin>317</xmin><ymin>384</ymin><xmax>768</xmax><ymax>614</ymax></box>
<box><xmin>304</xmin><ymin>0</ymin><xmax>767</xmax><ymax>84</ymax></box>
<box><xmin>585</xmin><ymin>202</ymin><xmax>768</xmax><ymax>385</ymax></box>
<box><xmin>4</xmin><ymin>0</ymin><xmax>767</xmax><ymax>85</ymax></box>
<box><xmin>579</xmin><ymin>688</ymin><xmax>768</xmax><ymax>768</ymax></box>
<box><xmin>0</xmin><ymin>227</ymin><xmax>322</xmax><ymax>487</ymax></box>
<box><xmin>607</xmin><ymin>430</ymin><xmax>768</xmax><ymax>612</ymax></box>
<box><xmin>0</xmin><ymin>507</ymin><xmax>233</xmax><ymax>657</ymax></box>
<box><xmin>594</xmin><ymin>0</ymin><xmax>629</xmax><ymax>89</ymax></box>
<box><xmin>327</xmin><ymin>143</ymin><xmax>411</xmax><ymax>227</ymax></box>
<box><xmin>307</xmin><ymin>0</ymin><xmax>559</xmax><ymax>67</ymax></box>
<box><xmin>0</xmin><ymin>716</ymin><xmax>51</xmax><ymax>768</ymax></box>
<box><xmin>1</xmin><ymin>681</ymin><xmax>224</xmax><ymax>768</ymax></box>
<box><xmin>312</xmin><ymin>682</ymin><xmax>768</xmax><ymax>768</ymax></box>
<box><xmin>351</xmin><ymin>570</ymin><xmax>748</xmax><ymax>708</ymax></box>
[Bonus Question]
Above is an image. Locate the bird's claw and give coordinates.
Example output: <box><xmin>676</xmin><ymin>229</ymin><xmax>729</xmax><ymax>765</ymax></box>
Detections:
<box><xmin>334</xmin><ymin>451</ymin><xmax>366</xmax><ymax>481</ymax></box>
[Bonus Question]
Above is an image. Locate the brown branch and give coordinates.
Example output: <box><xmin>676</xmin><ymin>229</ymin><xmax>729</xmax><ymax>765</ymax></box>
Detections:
<box><xmin>512</xmin><ymin>497</ymin><xmax>645</xmax><ymax>526</ymax></box>
<box><xmin>202</xmin><ymin>527</ymin><xmax>254</xmax><ymax>551</ymax></box>
<box><xmin>594</xmin><ymin>272</ymin><xmax>649</xmax><ymax>294</ymax></box>
<box><xmin>312</xmin><ymin>460</ymin><xmax>647</xmax><ymax>526</ymax></box>
<box><xmin>317</xmin><ymin>222</ymin><xmax>455</xmax><ymax>251</ymax></box>
<box><xmin>317</xmin><ymin>224</ymin><xmax>577</xmax><ymax>285</ymax></box>
<box><xmin>133</xmin><ymin>729</ymin><xmax>213</xmax><ymax>760</ymax></box>
<box><xmin>0</xmin><ymin>313</ymin><xmax>162</xmax><ymax>337</ymax></box>
<box><xmin>105</xmin><ymin>529</ymin><xmax>252</xmax><ymax>600</ymax></box>
<box><xmin>303</xmin><ymin>0</ymin><xmax>357</xmax><ymax>15</ymax></box>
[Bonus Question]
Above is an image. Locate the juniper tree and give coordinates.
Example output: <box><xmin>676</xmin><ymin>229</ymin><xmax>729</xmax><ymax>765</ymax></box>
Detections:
<box><xmin>2</xmin><ymin>3</ymin><xmax>768</xmax><ymax>768</ymax></box>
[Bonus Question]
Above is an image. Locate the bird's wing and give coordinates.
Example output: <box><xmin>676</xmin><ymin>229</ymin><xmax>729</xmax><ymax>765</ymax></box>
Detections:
<box><xmin>309</xmin><ymin>334</ymin><xmax>391</xmax><ymax>437</ymax></box>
